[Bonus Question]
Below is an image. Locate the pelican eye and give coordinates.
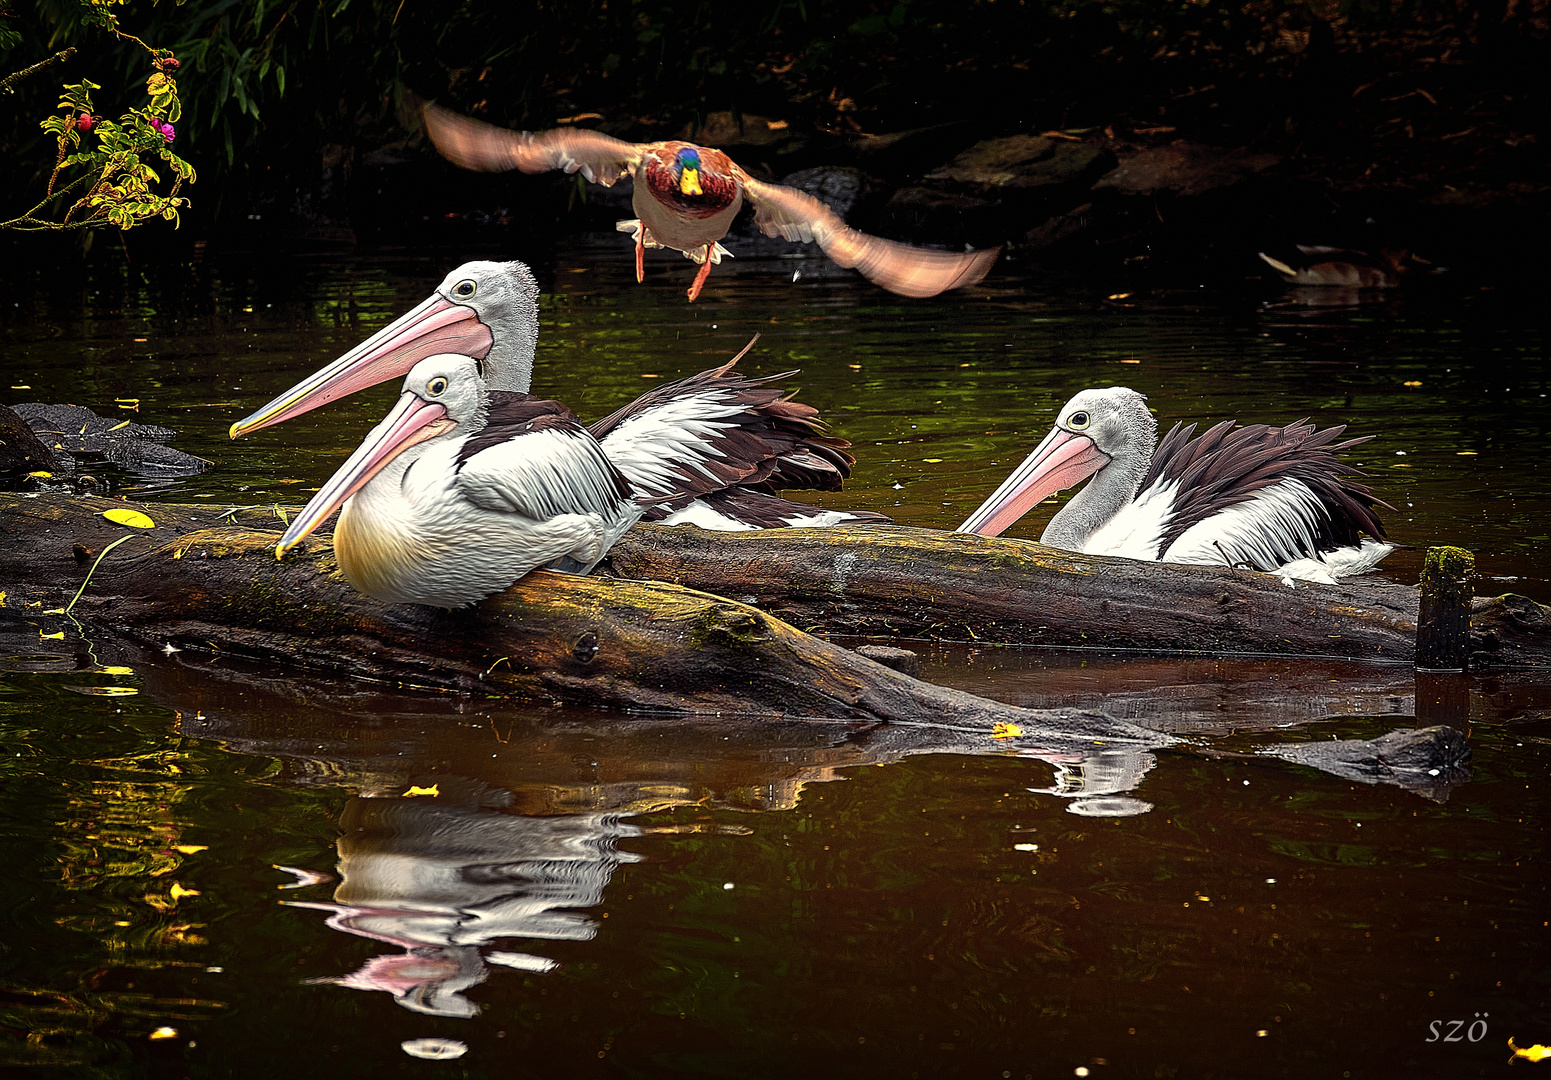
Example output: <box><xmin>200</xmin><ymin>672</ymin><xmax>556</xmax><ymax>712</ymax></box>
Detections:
<box><xmin>1068</xmin><ymin>410</ymin><xmax>1091</xmax><ymax>431</ymax></box>
<box><xmin>451</xmin><ymin>279</ymin><xmax>477</xmax><ymax>300</ymax></box>
<box><xmin>426</xmin><ymin>377</ymin><xmax>449</xmax><ymax>397</ymax></box>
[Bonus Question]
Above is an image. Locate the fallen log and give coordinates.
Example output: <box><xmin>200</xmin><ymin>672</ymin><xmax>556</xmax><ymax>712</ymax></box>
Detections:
<box><xmin>0</xmin><ymin>493</ymin><xmax>1163</xmax><ymax>746</ymax></box>
<box><xmin>606</xmin><ymin>524</ymin><xmax>1551</xmax><ymax>669</ymax></box>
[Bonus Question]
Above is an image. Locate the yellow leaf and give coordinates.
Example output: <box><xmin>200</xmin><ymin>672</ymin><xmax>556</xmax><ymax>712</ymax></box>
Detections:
<box><xmin>43</xmin><ymin>608</ymin><xmax>65</xmax><ymax>614</ymax></box>
<box><xmin>991</xmin><ymin>723</ymin><xmax>1023</xmax><ymax>739</ymax></box>
<box><xmin>71</xmin><ymin>686</ymin><xmax>138</xmax><ymax>697</ymax></box>
<box><xmin>923</xmin><ymin>458</ymin><xmax>943</xmax><ymax>463</ymax></box>
<box><xmin>40</xmin><ymin>631</ymin><xmax>64</xmax><ymax>640</ymax></box>
<box><xmin>0</xmin><ymin>591</ymin><xmax>6</xmax><ymax>607</ymax></box>
<box><xmin>172</xmin><ymin>548</ymin><xmax>185</xmax><ymax>559</ymax></box>
<box><xmin>27</xmin><ymin>470</ymin><xmax>52</xmax><ymax>479</ymax></box>
<box><xmin>109</xmin><ymin>420</ymin><xmax>132</xmax><ymax>431</ymax></box>
<box><xmin>1403</xmin><ymin>380</ymin><xmax>1423</xmax><ymax>387</ymax></box>
<box><xmin>173</xmin><ymin>845</ymin><xmax>208</xmax><ymax>855</ymax></box>
<box><xmin>98</xmin><ymin>665</ymin><xmax>135</xmax><ymax>675</ymax></box>
<box><xmin>168</xmin><ymin>882</ymin><xmax>200</xmax><ymax>900</ymax></box>
<box><xmin>404</xmin><ymin>784</ymin><xmax>441</xmax><ymax>798</ymax></box>
<box><xmin>1510</xmin><ymin>1039</ymin><xmax>1551</xmax><ymax>1063</ymax></box>
<box><xmin>102</xmin><ymin>508</ymin><xmax>155</xmax><ymax>529</ymax></box>
<box><xmin>149</xmin><ymin>1027</ymin><xmax>178</xmax><ymax>1041</ymax></box>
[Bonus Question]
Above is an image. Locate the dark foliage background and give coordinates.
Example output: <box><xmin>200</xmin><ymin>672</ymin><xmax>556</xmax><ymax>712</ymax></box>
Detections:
<box><xmin>2</xmin><ymin>0</ymin><xmax>1546</xmax><ymax>238</ymax></box>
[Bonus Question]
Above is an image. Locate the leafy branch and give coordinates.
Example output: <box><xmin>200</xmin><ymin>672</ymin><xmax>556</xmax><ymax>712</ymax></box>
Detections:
<box><xmin>1</xmin><ymin>1</ymin><xmax>196</xmax><ymax>233</ymax></box>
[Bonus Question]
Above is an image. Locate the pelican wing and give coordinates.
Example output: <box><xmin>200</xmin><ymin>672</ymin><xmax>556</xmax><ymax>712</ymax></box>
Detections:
<box><xmin>1144</xmin><ymin>419</ymin><xmax>1391</xmax><ymax>568</ymax></box>
<box><xmin>587</xmin><ymin>343</ymin><xmax>856</xmax><ymax>514</ymax></box>
<box><xmin>420</xmin><ymin>102</ymin><xmax>640</xmax><ymax>186</ymax></box>
<box><xmin>739</xmin><ymin>173</ymin><xmax>1000</xmax><ymax>298</ymax></box>
<box><xmin>455</xmin><ymin>396</ymin><xmax>635</xmax><ymax>522</ymax></box>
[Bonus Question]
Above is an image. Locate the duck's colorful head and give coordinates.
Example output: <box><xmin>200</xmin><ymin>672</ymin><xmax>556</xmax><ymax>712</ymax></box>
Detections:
<box><xmin>677</xmin><ymin>147</ymin><xmax>703</xmax><ymax>196</ymax></box>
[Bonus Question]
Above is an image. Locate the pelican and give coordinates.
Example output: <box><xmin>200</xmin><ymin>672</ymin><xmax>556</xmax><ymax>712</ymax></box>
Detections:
<box><xmin>276</xmin><ymin>354</ymin><xmax>641</xmax><ymax>608</ymax></box>
<box><xmin>419</xmin><ymin>102</ymin><xmax>999</xmax><ymax>302</ymax></box>
<box><xmin>231</xmin><ymin>260</ymin><xmax>887</xmax><ymax>531</ymax></box>
<box><xmin>956</xmin><ymin>387</ymin><xmax>1394</xmax><ymax>584</ymax></box>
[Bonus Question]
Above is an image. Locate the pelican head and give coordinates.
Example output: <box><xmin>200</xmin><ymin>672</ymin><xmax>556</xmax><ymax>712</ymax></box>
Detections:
<box><xmin>957</xmin><ymin>387</ymin><xmax>1154</xmax><ymax>537</ymax></box>
<box><xmin>275</xmin><ymin>354</ymin><xmax>485</xmax><ymax>558</ymax></box>
<box><xmin>677</xmin><ymin>147</ymin><xmax>703</xmax><ymax>196</ymax></box>
<box><xmin>230</xmin><ymin>261</ymin><xmax>539</xmax><ymax>439</ymax></box>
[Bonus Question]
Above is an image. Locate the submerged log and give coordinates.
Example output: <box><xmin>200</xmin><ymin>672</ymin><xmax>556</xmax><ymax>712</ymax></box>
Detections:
<box><xmin>0</xmin><ymin>493</ymin><xmax>1163</xmax><ymax>745</ymax></box>
<box><xmin>608</xmin><ymin>524</ymin><xmax>1551</xmax><ymax>669</ymax></box>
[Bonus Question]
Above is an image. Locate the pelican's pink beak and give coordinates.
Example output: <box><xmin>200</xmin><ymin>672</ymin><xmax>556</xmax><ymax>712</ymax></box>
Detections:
<box><xmin>276</xmin><ymin>392</ymin><xmax>455</xmax><ymax>557</ymax></box>
<box><xmin>956</xmin><ymin>427</ymin><xmax>1110</xmax><ymax>537</ymax></box>
<box><xmin>230</xmin><ymin>295</ymin><xmax>493</xmax><ymax>438</ymax></box>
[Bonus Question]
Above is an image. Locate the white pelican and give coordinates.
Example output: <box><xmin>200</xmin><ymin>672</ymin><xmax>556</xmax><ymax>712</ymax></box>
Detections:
<box><xmin>418</xmin><ymin>102</ymin><xmax>999</xmax><ymax>302</ymax></box>
<box><xmin>956</xmin><ymin>387</ymin><xmax>1394</xmax><ymax>585</ymax></box>
<box><xmin>276</xmin><ymin>354</ymin><xmax>641</xmax><ymax>608</ymax></box>
<box><xmin>232</xmin><ymin>261</ymin><xmax>886</xmax><ymax>532</ymax></box>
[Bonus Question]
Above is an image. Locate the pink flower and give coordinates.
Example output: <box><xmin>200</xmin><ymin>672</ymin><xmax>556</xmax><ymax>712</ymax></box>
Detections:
<box><xmin>158</xmin><ymin>121</ymin><xmax>176</xmax><ymax>143</ymax></box>
<box><xmin>160</xmin><ymin>56</ymin><xmax>181</xmax><ymax>73</ymax></box>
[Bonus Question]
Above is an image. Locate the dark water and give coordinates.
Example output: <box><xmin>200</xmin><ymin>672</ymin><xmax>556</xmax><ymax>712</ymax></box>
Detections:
<box><xmin>1</xmin><ymin>237</ymin><xmax>1548</xmax><ymax>1077</ymax></box>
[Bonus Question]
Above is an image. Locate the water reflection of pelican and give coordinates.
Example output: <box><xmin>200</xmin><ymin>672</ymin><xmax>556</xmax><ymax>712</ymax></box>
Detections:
<box><xmin>287</xmin><ymin>782</ymin><xmax>641</xmax><ymax>1018</ymax></box>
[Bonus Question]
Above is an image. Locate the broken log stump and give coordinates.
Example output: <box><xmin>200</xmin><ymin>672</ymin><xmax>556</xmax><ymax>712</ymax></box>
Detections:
<box><xmin>1416</xmin><ymin>545</ymin><xmax>1475</xmax><ymax>671</ymax></box>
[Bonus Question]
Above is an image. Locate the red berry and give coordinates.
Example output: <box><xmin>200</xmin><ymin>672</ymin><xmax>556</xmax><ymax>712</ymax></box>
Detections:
<box><xmin>77</xmin><ymin>113</ymin><xmax>94</xmax><ymax>132</ymax></box>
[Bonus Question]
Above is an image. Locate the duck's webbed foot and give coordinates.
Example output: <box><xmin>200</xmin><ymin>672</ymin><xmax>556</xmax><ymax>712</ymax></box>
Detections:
<box><xmin>684</xmin><ymin>243</ymin><xmax>731</xmax><ymax>302</ymax></box>
<box><xmin>615</xmin><ymin>219</ymin><xmax>663</xmax><ymax>284</ymax></box>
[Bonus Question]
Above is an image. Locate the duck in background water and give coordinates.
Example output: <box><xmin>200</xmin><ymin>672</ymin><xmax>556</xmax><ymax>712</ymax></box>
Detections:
<box><xmin>231</xmin><ymin>261</ymin><xmax>888</xmax><ymax>531</ymax></box>
<box><xmin>418</xmin><ymin>102</ymin><xmax>999</xmax><ymax>302</ymax></box>
<box><xmin>956</xmin><ymin>387</ymin><xmax>1394</xmax><ymax>585</ymax></box>
<box><xmin>276</xmin><ymin>354</ymin><xmax>642</xmax><ymax>608</ymax></box>
<box><xmin>1258</xmin><ymin>245</ymin><xmax>1413</xmax><ymax>289</ymax></box>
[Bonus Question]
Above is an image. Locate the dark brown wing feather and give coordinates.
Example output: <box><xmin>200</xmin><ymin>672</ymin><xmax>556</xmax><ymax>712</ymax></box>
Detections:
<box><xmin>738</xmin><ymin>173</ymin><xmax>999</xmax><ymax>298</ymax></box>
<box><xmin>455</xmin><ymin>392</ymin><xmax>636</xmax><ymax>496</ymax></box>
<box><xmin>420</xmin><ymin>101</ymin><xmax>639</xmax><ymax>186</ymax></box>
<box><xmin>1143</xmin><ymin>419</ymin><xmax>1392</xmax><ymax>558</ymax></box>
<box><xmin>586</xmin><ymin>351</ymin><xmax>858</xmax><ymax>514</ymax></box>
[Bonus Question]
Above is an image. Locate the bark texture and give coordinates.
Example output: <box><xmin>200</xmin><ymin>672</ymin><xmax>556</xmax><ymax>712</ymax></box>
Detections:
<box><xmin>0</xmin><ymin>493</ymin><xmax>1164</xmax><ymax>744</ymax></box>
<box><xmin>607</xmin><ymin>524</ymin><xmax>1551</xmax><ymax>669</ymax></box>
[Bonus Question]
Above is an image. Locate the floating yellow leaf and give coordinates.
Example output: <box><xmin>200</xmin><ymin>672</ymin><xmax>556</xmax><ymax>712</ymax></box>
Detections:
<box><xmin>149</xmin><ymin>1026</ymin><xmax>178</xmax><ymax>1041</ymax></box>
<box><xmin>404</xmin><ymin>784</ymin><xmax>441</xmax><ymax>798</ymax></box>
<box><xmin>44</xmin><ymin>608</ymin><xmax>65</xmax><ymax>614</ymax></box>
<box><xmin>1510</xmin><ymin>1039</ymin><xmax>1551</xmax><ymax>1063</ymax></box>
<box><xmin>173</xmin><ymin>845</ymin><xmax>208</xmax><ymax>855</ymax></box>
<box><xmin>40</xmin><ymin>631</ymin><xmax>64</xmax><ymax>640</ymax></box>
<box><xmin>1403</xmin><ymin>380</ymin><xmax>1423</xmax><ymax>387</ymax></box>
<box><xmin>98</xmin><ymin>666</ymin><xmax>135</xmax><ymax>675</ymax></box>
<box><xmin>168</xmin><ymin>882</ymin><xmax>200</xmax><ymax>900</ymax></box>
<box><xmin>27</xmin><ymin>470</ymin><xmax>52</xmax><ymax>479</ymax></box>
<box><xmin>991</xmin><ymin>723</ymin><xmax>1023</xmax><ymax>739</ymax></box>
<box><xmin>102</xmin><ymin>508</ymin><xmax>155</xmax><ymax>529</ymax></box>
<box><xmin>923</xmin><ymin>458</ymin><xmax>943</xmax><ymax>463</ymax></box>
<box><xmin>68</xmin><ymin>686</ymin><xmax>139</xmax><ymax>697</ymax></box>
<box><xmin>10</xmin><ymin>385</ymin><xmax>31</xmax><ymax>390</ymax></box>
<box><xmin>1107</xmin><ymin>292</ymin><xmax>1132</xmax><ymax>300</ymax></box>
<box><xmin>1457</xmin><ymin>451</ymin><xmax>1478</xmax><ymax>456</ymax></box>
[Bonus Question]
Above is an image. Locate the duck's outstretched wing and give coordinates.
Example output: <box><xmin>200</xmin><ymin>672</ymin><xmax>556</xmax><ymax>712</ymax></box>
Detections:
<box><xmin>420</xmin><ymin>101</ymin><xmax>641</xmax><ymax>186</ymax></box>
<box><xmin>738</xmin><ymin>173</ymin><xmax>1000</xmax><ymax>298</ymax></box>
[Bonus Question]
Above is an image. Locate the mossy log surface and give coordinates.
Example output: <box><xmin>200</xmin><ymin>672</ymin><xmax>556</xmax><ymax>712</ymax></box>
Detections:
<box><xmin>0</xmin><ymin>493</ymin><xmax>1168</xmax><ymax>743</ymax></box>
<box><xmin>606</xmin><ymin>524</ymin><xmax>1551</xmax><ymax>670</ymax></box>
